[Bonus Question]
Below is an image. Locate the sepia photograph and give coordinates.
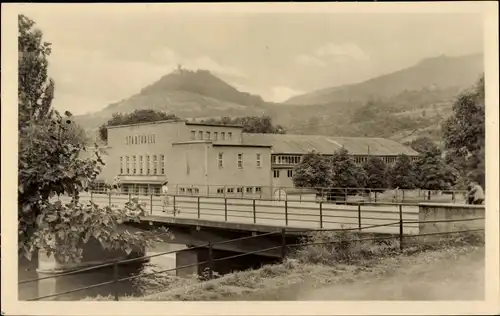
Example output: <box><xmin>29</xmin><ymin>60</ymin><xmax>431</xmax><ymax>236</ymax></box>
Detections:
<box><xmin>1</xmin><ymin>2</ymin><xmax>499</xmax><ymax>315</ymax></box>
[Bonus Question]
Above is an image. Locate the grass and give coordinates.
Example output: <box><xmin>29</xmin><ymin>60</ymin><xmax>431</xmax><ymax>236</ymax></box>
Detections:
<box><xmin>82</xmin><ymin>229</ymin><xmax>484</xmax><ymax>301</ymax></box>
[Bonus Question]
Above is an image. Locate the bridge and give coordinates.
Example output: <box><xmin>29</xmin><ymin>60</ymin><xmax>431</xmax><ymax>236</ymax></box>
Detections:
<box><xmin>42</xmin><ymin>192</ymin><xmax>483</xmax><ymax>276</ymax></box>
<box><xmin>73</xmin><ymin>191</ymin><xmax>421</xmax><ymax>235</ymax></box>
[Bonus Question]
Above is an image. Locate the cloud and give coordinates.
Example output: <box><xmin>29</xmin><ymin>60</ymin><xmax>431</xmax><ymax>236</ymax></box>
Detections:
<box><xmin>268</xmin><ymin>86</ymin><xmax>304</xmax><ymax>103</ymax></box>
<box><xmin>293</xmin><ymin>54</ymin><xmax>328</xmax><ymax>67</ymax></box>
<box><xmin>315</xmin><ymin>42</ymin><xmax>370</xmax><ymax>62</ymax></box>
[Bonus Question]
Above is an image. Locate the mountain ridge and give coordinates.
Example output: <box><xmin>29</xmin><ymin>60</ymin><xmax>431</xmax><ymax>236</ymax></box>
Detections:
<box><xmin>74</xmin><ymin>53</ymin><xmax>484</xmax><ymax>143</ymax></box>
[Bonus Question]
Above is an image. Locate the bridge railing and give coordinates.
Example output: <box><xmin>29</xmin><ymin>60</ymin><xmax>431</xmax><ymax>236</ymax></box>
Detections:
<box><xmin>103</xmin><ymin>184</ymin><xmax>468</xmax><ymax>204</ymax></box>
<box><xmin>68</xmin><ymin>191</ymin><xmax>423</xmax><ymax>235</ymax></box>
<box><xmin>19</xmin><ymin>215</ymin><xmax>485</xmax><ymax>301</ymax></box>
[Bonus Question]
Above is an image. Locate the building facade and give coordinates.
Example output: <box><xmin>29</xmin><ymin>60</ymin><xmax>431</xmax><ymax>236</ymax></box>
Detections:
<box><xmin>95</xmin><ymin>120</ymin><xmax>272</xmax><ymax>197</ymax></box>
<box><xmin>91</xmin><ymin>119</ymin><xmax>419</xmax><ymax>197</ymax></box>
<box><xmin>242</xmin><ymin>133</ymin><xmax>420</xmax><ymax>189</ymax></box>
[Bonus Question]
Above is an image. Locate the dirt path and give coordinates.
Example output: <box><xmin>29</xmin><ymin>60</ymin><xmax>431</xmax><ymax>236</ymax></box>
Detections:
<box><xmin>297</xmin><ymin>246</ymin><xmax>485</xmax><ymax>301</ymax></box>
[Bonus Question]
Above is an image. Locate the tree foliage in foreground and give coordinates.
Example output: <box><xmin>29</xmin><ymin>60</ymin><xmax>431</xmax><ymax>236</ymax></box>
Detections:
<box><xmin>442</xmin><ymin>75</ymin><xmax>485</xmax><ymax>188</ymax></box>
<box><xmin>18</xmin><ymin>15</ymin><xmax>169</xmax><ymax>263</ymax></box>
<box><xmin>98</xmin><ymin>109</ymin><xmax>180</xmax><ymax>142</ymax></box>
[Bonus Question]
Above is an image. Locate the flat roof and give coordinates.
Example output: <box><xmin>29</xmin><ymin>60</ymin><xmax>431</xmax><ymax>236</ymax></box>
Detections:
<box><xmin>185</xmin><ymin>122</ymin><xmax>244</xmax><ymax>128</ymax></box>
<box><xmin>106</xmin><ymin>119</ymin><xmax>185</xmax><ymax>129</ymax></box>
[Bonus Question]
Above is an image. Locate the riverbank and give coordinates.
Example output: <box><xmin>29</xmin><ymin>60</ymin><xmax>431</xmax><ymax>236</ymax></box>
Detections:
<box><xmin>83</xmin><ymin>231</ymin><xmax>484</xmax><ymax>301</ymax></box>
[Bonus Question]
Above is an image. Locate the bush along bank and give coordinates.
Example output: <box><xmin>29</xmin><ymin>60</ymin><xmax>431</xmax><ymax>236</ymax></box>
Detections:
<box><xmin>82</xmin><ymin>229</ymin><xmax>484</xmax><ymax>301</ymax></box>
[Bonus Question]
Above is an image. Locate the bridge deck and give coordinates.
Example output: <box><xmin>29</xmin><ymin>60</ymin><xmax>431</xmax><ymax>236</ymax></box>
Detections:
<box><xmin>59</xmin><ymin>193</ymin><xmax>420</xmax><ymax>235</ymax></box>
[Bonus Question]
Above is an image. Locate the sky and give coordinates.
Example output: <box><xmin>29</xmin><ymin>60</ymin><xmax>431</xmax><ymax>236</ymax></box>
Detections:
<box><xmin>18</xmin><ymin>4</ymin><xmax>484</xmax><ymax>115</ymax></box>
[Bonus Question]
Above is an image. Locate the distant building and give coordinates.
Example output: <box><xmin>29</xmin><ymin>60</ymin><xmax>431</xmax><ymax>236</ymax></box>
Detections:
<box><xmin>90</xmin><ymin>119</ymin><xmax>418</xmax><ymax>197</ymax></box>
<box><xmin>242</xmin><ymin>133</ymin><xmax>420</xmax><ymax>189</ymax></box>
<box><xmin>94</xmin><ymin>120</ymin><xmax>272</xmax><ymax>197</ymax></box>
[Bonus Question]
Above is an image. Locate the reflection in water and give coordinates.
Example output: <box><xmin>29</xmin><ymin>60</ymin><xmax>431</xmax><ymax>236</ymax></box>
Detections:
<box><xmin>18</xmin><ymin>243</ymin><xmax>186</xmax><ymax>301</ymax></box>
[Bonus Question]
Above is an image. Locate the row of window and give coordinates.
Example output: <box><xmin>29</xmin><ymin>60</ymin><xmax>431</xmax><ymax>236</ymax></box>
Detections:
<box><xmin>216</xmin><ymin>186</ymin><xmax>262</xmax><ymax>194</ymax></box>
<box><xmin>125</xmin><ymin>134</ymin><xmax>156</xmax><ymax>145</ymax></box>
<box><xmin>218</xmin><ymin>152</ymin><xmax>262</xmax><ymax>169</ymax></box>
<box><xmin>271</xmin><ymin>155</ymin><xmax>302</xmax><ymax>165</ymax></box>
<box><xmin>121</xmin><ymin>184</ymin><xmax>161</xmax><ymax>195</ymax></box>
<box><xmin>273</xmin><ymin>169</ymin><xmax>294</xmax><ymax>178</ymax></box>
<box><xmin>177</xmin><ymin>186</ymin><xmax>263</xmax><ymax>195</ymax></box>
<box><xmin>191</xmin><ymin>130</ymin><xmax>233</xmax><ymax>141</ymax></box>
<box><xmin>120</xmin><ymin>155</ymin><xmax>165</xmax><ymax>175</ymax></box>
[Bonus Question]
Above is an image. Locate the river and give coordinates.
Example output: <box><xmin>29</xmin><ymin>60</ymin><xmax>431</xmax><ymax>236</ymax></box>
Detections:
<box><xmin>18</xmin><ymin>243</ymin><xmax>187</xmax><ymax>301</ymax></box>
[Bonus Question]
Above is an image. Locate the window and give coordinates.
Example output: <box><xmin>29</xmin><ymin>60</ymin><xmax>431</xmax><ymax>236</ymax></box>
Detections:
<box><xmin>120</xmin><ymin>157</ymin><xmax>123</xmax><ymax>174</ymax></box>
<box><xmin>198</xmin><ymin>131</ymin><xmax>203</xmax><ymax>140</ymax></box>
<box><xmin>214</xmin><ymin>132</ymin><xmax>218</xmax><ymax>141</ymax></box>
<box><xmin>228</xmin><ymin>132</ymin><xmax>232</xmax><ymax>140</ymax></box>
<box><xmin>271</xmin><ymin>155</ymin><xmax>276</xmax><ymax>164</ymax></box>
<box><xmin>287</xmin><ymin>169</ymin><xmax>293</xmax><ymax>178</ymax></box>
<box><xmin>206</xmin><ymin>131</ymin><xmax>211</xmax><ymax>140</ymax></box>
<box><xmin>135</xmin><ymin>136</ymin><xmax>138</xmax><ymax>144</ymax></box>
<box><xmin>153</xmin><ymin>155</ymin><xmax>157</xmax><ymax>174</ymax></box>
<box><xmin>218</xmin><ymin>152</ymin><xmax>224</xmax><ymax>168</ymax></box>
<box><xmin>194</xmin><ymin>188</ymin><xmax>200</xmax><ymax>194</ymax></box>
<box><xmin>255</xmin><ymin>187</ymin><xmax>262</xmax><ymax>193</ymax></box>
<box><xmin>191</xmin><ymin>130</ymin><xmax>196</xmax><ymax>140</ymax></box>
<box><xmin>160</xmin><ymin>155</ymin><xmax>165</xmax><ymax>174</ymax></box>
<box><xmin>221</xmin><ymin>132</ymin><xmax>226</xmax><ymax>140</ymax></box>
<box><xmin>227</xmin><ymin>187</ymin><xmax>234</xmax><ymax>193</ymax></box>
<box><xmin>139</xmin><ymin>156</ymin><xmax>143</xmax><ymax>174</ymax></box>
<box><xmin>237</xmin><ymin>153</ymin><xmax>243</xmax><ymax>169</ymax></box>
<box><xmin>152</xmin><ymin>134</ymin><xmax>156</xmax><ymax>143</ymax></box>
<box><xmin>133</xmin><ymin>156</ymin><xmax>137</xmax><ymax>174</ymax></box>
<box><xmin>146</xmin><ymin>155</ymin><xmax>150</xmax><ymax>175</ymax></box>
<box><xmin>126</xmin><ymin>156</ymin><xmax>130</xmax><ymax>174</ymax></box>
<box><xmin>256</xmin><ymin>153</ymin><xmax>261</xmax><ymax>167</ymax></box>
<box><xmin>237</xmin><ymin>187</ymin><xmax>243</xmax><ymax>193</ymax></box>
<box><xmin>273</xmin><ymin>169</ymin><xmax>280</xmax><ymax>178</ymax></box>
<box><xmin>187</xmin><ymin>188</ymin><xmax>193</xmax><ymax>193</ymax></box>
<box><xmin>246</xmin><ymin>187</ymin><xmax>253</xmax><ymax>193</ymax></box>
<box><xmin>125</xmin><ymin>137</ymin><xmax>128</xmax><ymax>145</ymax></box>
<box><xmin>217</xmin><ymin>188</ymin><xmax>224</xmax><ymax>194</ymax></box>
<box><xmin>180</xmin><ymin>188</ymin><xmax>185</xmax><ymax>193</ymax></box>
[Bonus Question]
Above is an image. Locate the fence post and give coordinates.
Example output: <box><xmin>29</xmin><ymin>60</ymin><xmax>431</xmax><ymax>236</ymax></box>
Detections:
<box><xmin>224</xmin><ymin>198</ymin><xmax>228</xmax><ymax>221</ymax></box>
<box><xmin>113</xmin><ymin>260</ymin><xmax>119</xmax><ymax>301</ymax></box>
<box><xmin>150</xmin><ymin>194</ymin><xmax>153</xmax><ymax>215</ymax></box>
<box><xmin>173</xmin><ymin>195</ymin><xmax>176</xmax><ymax>216</ymax></box>
<box><xmin>280</xmin><ymin>228</ymin><xmax>286</xmax><ymax>262</ymax></box>
<box><xmin>253</xmin><ymin>199</ymin><xmax>256</xmax><ymax>224</ymax></box>
<box><xmin>402</xmin><ymin>190</ymin><xmax>405</xmax><ymax>202</ymax></box>
<box><xmin>197</xmin><ymin>196</ymin><xmax>201</xmax><ymax>219</ymax></box>
<box><xmin>452</xmin><ymin>191</ymin><xmax>456</xmax><ymax>204</ymax></box>
<box><xmin>399</xmin><ymin>204</ymin><xmax>403</xmax><ymax>252</ymax></box>
<box><xmin>208</xmin><ymin>242</ymin><xmax>214</xmax><ymax>280</ymax></box>
<box><xmin>319</xmin><ymin>201</ymin><xmax>323</xmax><ymax>229</ymax></box>
<box><xmin>358</xmin><ymin>203</ymin><xmax>362</xmax><ymax>231</ymax></box>
<box><xmin>374</xmin><ymin>191</ymin><xmax>377</xmax><ymax>203</ymax></box>
<box><xmin>108</xmin><ymin>192</ymin><xmax>112</xmax><ymax>208</ymax></box>
<box><xmin>285</xmin><ymin>200</ymin><xmax>288</xmax><ymax>226</ymax></box>
<box><xmin>344</xmin><ymin>189</ymin><xmax>347</xmax><ymax>205</ymax></box>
